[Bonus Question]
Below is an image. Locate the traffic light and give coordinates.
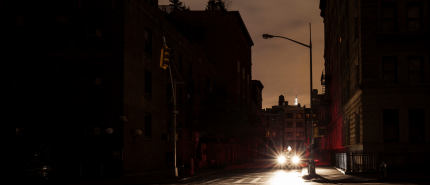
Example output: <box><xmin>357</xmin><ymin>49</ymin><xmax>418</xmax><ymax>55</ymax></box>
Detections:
<box><xmin>160</xmin><ymin>45</ymin><xmax>172</xmax><ymax>69</ymax></box>
<box><xmin>313</xmin><ymin>126</ymin><xmax>326</xmax><ymax>137</ymax></box>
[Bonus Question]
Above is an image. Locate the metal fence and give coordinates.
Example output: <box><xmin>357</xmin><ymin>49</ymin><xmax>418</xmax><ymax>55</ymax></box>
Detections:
<box><xmin>332</xmin><ymin>152</ymin><xmax>430</xmax><ymax>172</ymax></box>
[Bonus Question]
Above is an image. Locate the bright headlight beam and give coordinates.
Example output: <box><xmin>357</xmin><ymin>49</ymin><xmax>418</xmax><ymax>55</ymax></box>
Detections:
<box><xmin>292</xmin><ymin>156</ymin><xmax>300</xmax><ymax>164</ymax></box>
<box><xmin>278</xmin><ymin>156</ymin><xmax>286</xmax><ymax>163</ymax></box>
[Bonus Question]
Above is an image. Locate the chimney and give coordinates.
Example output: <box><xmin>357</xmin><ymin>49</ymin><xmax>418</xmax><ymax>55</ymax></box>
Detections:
<box><xmin>297</xmin><ymin>103</ymin><xmax>301</xmax><ymax>107</ymax></box>
<box><xmin>278</xmin><ymin>95</ymin><xmax>285</xmax><ymax>106</ymax></box>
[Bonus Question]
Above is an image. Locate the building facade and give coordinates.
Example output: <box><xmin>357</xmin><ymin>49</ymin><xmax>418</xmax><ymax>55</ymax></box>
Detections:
<box><xmin>4</xmin><ymin>0</ymin><xmax>262</xmax><ymax>180</ymax></box>
<box><xmin>319</xmin><ymin>0</ymin><xmax>430</xmax><ymax>154</ymax></box>
<box><xmin>262</xmin><ymin>95</ymin><xmax>306</xmax><ymax>156</ymax></box>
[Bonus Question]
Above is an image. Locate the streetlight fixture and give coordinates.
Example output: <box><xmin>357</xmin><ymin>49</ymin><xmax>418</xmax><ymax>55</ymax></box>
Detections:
<box><xmin>262</xmin><ymin>23</ymin><xmax>315</xmax><ymax>175</ymax></box>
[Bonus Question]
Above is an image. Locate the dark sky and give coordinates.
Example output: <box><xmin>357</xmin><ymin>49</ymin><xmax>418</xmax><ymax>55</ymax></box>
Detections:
<box><xmin>159</xmin><ymin>0</ymin><xmax>324</xmax><ymax>109</ymax></box>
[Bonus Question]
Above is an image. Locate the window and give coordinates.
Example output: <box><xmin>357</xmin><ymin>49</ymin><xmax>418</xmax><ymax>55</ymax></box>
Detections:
<box><xmin>279</xmin><ymin>123</ymin><xmax>284</xmax><ymax>129</ymax></box>
<box><xmin>178</xmin><ymin>87</ymin><xmax>182</xmax><ymax>106</ymax></box>
<box><xmin>383</xmin><ymin>109</ymin><xmax>399</xmax><ymax>142</ymax></box>
<box><xmin>286</xmin><ymin>132</ymin><xmax>293</xmax><ymax>138</ymax></box>
<box><xmin>407</xmin><ymin>3</ymin><xmax>423</xmax><ymax>32</ymax></box>
<box><xmin>409</xmin><ymin>109</ymin><xmax>425</xmax><ymax>142</ymax></box>
<box><xmin>266</xmin><ymin>116</ymin><xmax>269</xmax><ymax>121</ymax></box>
<box><xmin>144</xmin><ymin>29</ymin><xmax>152</xmax><ymax>56</ymax></box>
<box><xmin>408</xmin><ymin>56</ymin><xmax>423</xmax><ymax>83</ymax></box>
<box><xmin>296</xmin><ymin>113</ymin><xmax>303</xmax><ymax>119</ymax></box>
<box><xmin>381</xmin><ymin>3</ymin><xmax>397</xmax><ymax>31</ymax></box>
<box><xmin>296</xmin><ymin>122</ymin><xmax>304</xmax><ymax>127</ymax></box>
<box><xmin>266</xmin><ymin>122</ymin><xmax>269</xmax><ymax>128</ymax></box>
<box><xmin>273</xmin><ymin>132</ymin><xmax>276</xmax><ymax>137</ymax></box>
<box><xmin>286</xmin><ymin>122</ymin><xmax>293</xmax><ymax>128</ymax></box>
<box><xmin>196</xmin><ymin>26</ymin><xmax>205</xmax><ymax>41</ymax></box>
<box><xmin>382</xmin><ymin>56</ymin><xmax>398</xmax><ymax>83</ymax></box>
<box><xmin>179</xmin><ymin>55</ymin><xmax>183</xmax><ymax>74</ymax></box>
<box><xmin>306</xmin><ymin>114</ymin><xmax>309</xmax><ymax>118</ymax></box>
<box><xmin>286</xmin><ymin>113</ymin><xmax>293</xmax><ymax>118</ymax></box>
<box><xmin>188</xmin><ymin>62</ymin><xmax>193</xmax><ymax>77</ymax></box>
<box><xmin>296</xmin><ymin>132</ymin><xmax>304</xmax><ymax>137</ymax></box>
<box><xmin>313</xmin><ymin>114</ymin><xmax>316</xmax><ymax>118</ymax></box>
<box><xmin>144</xmin><ymin>113</ymin><xmax>152</xmax><ymax>138</ymax></box>
<box><xmin>271</xmin><ymin>116</ymin><xmax>275</xmax><ymax>121</ymax></box>
<box><xmin>144</xmin><ymin>70</ymin><xmax>152</xmax><ymax>96</ymax></box>
<box><xmin>272</xmin><ymin>123</ymin><xmax>277</xmax><ymax>129</ymax></box>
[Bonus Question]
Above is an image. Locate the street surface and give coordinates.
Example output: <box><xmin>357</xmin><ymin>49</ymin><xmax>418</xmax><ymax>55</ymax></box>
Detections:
<box><xmin>145</xmin><ymin>159</ymin><xmax>426</xmax><ymax>185</ymax></box>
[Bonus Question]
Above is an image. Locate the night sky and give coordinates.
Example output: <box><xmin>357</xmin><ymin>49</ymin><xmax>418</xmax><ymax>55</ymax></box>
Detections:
<box><xmin>159</xmin><ymin>0</ymin><xmax>324</xmax><ymax>109</ymax></box>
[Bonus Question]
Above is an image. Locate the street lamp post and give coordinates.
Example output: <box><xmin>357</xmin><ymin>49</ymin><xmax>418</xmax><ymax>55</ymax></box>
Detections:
<box><xmin>262</xmin><ymin>23</ymin><xmax>315</xmax><ymax>175</ymax></box>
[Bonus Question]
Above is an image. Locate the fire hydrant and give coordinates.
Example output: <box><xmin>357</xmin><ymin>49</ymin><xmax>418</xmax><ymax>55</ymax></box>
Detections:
<box><xmin>380</xmin><ymin>161</ymin><xmax>386</xmax><ymax>178</ymax></box>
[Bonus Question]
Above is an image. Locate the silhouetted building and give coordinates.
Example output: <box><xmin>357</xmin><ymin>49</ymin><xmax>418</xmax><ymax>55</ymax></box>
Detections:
<box><xmin>4</xmin><ymin>0</ymin><xmax>260</xmax><ymax>180</ymax></box>
<box><xmin>319</xmin><ymin>0</ymin><xmax>430</xmax><ymax>154</ymax></box>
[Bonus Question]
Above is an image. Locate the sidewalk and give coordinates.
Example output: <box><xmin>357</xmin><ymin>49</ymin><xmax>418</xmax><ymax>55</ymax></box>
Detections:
<box><xmin>301</xmin><ymin>165</ymin><xmax>429</xmax><ymax>184</ymax></box>
<box><xmin>65</xmin><ymin>162</ymin><xmax>253</xmax><ymax>185</ymax></box>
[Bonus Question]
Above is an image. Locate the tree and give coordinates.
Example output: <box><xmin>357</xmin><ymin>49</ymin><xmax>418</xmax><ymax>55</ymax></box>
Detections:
<box><xmin>169</xmin><ymin>0</ymin><xmax>183</xmax><ymax>11</ymax></box>
<box><xmin>206</xmin><ymin>0</ymin><xmax>227</xmax><ymax>12</ymax></box>
<box><xmin>180</xmin><ymin>3</ymin><xmax>190</xmax><ymax>11</ymax></box>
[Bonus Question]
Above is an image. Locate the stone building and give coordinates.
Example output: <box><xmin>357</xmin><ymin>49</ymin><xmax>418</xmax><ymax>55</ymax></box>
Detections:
<box><xmin>319</xmin><ymin>0</ymin><xmax>430</xmax><ymax>153</ymax></box>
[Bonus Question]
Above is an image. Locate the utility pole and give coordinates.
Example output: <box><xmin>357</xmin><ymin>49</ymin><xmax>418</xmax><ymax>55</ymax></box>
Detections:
<box><xmin>309</xmin><ymin>23</ymin><xmax>316</xmax><ymax>175</ymax></box>
<box><xmin>168</xmin><ymin>66</ymin><xmax>178</xmax><ymax>177</ymax></box>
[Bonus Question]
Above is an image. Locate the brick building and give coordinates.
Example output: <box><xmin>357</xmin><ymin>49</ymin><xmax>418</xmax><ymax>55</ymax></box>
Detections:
<box><xmin>4</xmin><ymin>0</ymin><xmax>262</xmax><ymax>180</ymax></box>
<box><xmin>262</xmin><ymin>95</ymin><xmax>306</xmax><ymax>156</ymax></box>
<box><xmin>319</xmin><ymin>0</ymin><xmax>430</xmax><ymax>154</ymax></box>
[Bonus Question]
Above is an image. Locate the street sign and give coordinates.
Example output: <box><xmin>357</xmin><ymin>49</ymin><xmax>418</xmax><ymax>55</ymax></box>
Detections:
<box><xmin>176</xmin><ymin>127</ymin><xmax>182</xmax><ymax>131</ymax></box>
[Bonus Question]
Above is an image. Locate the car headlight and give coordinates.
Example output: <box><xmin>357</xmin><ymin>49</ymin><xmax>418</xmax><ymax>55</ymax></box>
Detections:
<box><xmin>277</xmin><ymin>156</ymin><xmax>286</xmax><ymax>163</ymax></box>
<box><xmin>292</xmin><ymin>156</ymin><xmax>300</xmax><ymax>164</ymax></box>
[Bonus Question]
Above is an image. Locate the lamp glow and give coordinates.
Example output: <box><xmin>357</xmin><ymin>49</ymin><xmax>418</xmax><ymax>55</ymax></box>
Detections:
<box><xmin>277</xmin><ymin>156</ymin><xmax>286</xmax><ymax>163</ymax></box>
<box><xmin>292</xmin><ymin>156</ymin><xmax>300</xmax><ymax>164</ymax></box>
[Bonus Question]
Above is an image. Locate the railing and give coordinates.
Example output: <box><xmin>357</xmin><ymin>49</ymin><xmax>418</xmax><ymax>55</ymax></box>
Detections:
<box><xmin>332</xmin><ymin>152</ymin><xmax>430</xmax><ymax>173</ymax></box>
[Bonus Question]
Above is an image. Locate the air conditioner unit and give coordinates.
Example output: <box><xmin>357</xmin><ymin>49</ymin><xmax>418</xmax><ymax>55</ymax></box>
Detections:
<box><xmin>86</xmin><ymin>29</ymin><xmax>102</xmax><ymax>37</ymax></box>
<box><xmin>85</xmin><ymin>77</ymin><xmax>101</xmax><ymax>85</ymax></box>
<box><xmin>85</xmin><ymin>127</ymin><xmax>100</xmax><ymax>135</ymax></box>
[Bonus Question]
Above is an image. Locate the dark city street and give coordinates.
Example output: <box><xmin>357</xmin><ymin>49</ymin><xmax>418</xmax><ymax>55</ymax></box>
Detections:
<box><xmin>2</xmin><ymin>0</ymin><xmax>429</xmax><ymax>184</ymax></box>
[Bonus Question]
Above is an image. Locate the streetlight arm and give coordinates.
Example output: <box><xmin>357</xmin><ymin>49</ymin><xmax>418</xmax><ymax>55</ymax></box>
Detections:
<box><xmin>272</xmin><ymin>35</ymin><xmax>310</xmax><ymax>48</ymax></box>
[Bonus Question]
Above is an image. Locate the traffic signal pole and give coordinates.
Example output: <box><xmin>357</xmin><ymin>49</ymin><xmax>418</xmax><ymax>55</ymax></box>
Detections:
<box><xmin>168</xmin><ymin>66</ymin><xmax>178</xmax><ymax>177</ymax></box>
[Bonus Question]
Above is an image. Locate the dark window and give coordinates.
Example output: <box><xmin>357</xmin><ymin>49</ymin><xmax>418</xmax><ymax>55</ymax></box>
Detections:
<box><xmin>179</xmin><ymin>55</ymin><xmax>183</xmax><ymax>75</ymax></box>
<box><xmin>279</xmin><ymin>123</ymin><xmax>284</xmax><ymax>129</ymax></box>
<box><xmin>408</xmin><ymin>56</ymin><xmax>423</xmax><ymax>83</ymax></box>
<box><xmin>145</xmin><ymin>70</ymin><xmax>152</xmax><ymax>96</ymax></box>
<box><xmin>145</xmin><ymin>29</ymin><xmax>152</xmax><ymax>56</ymax></box>
<box><xmin>381</xmin><ymin>3</ymin><xmax>397</xmax><ymax>31</ymax></box>
<box><xmin>409</xmin><ymin>109</ymin><xmax>425</xmax><ymax>142</ymax></box>
<box><xmin>266</xmin><ymin>116</ymin><xmax>269</xmax><ymax>121</ymax></box>
<box><xmin>144</xmin><ymin>113</ymin><xmax>152</xmax><ymax>138</ymax></box>
<box><xmin>286</xmin><ymin>122</ymin><xmax>293</xmax><ymax>128</ymax></box>
<box><xmin>296</xmin><ymin>122</ymin><xmax>303</xmax><ymax>127</ymax></box>
<box><xmin>272</xmin><ymin>123</ymin><xmax>276</xmax><ymax>129</ymax></box>
<box><xmin>383</xmin><ymin>109</ymin><xmax>399</xmax><ymax>142</ymax></box>
<box><xmin>286</xmin><ymin>132</ymin><xmax>293</xmax><ymax>138</ymax></box>
<box><xmin>382</xmin><ymin>56</ymin><xmax>398</xmax><ymax>83</ymax></box>
<box><xmin>266</xmin><ymin>122</ymin><xmax>269</xmax><ymax>128</ymax></box>
<box><xmin>196</xmin><ymin>26</ymin><xmax>205</xmax><ymax>41</ymax></box>
<box><xmin>296</xmin><ymin>113</ymin><xmax>303</xmax><ymax>119</ymax></box>
<box><xmin>188</xmin><ymin>62</ymin><xmax>193</xmax><ymax>77</ymax></box>
<box><xmin>407</xmin><ymin>3</ymin><xmax>423</xmax><ymax>32</ymax></box>
<box><xmin>355</xmin><ymin>113</ymin><xmax>360</xmax><ymax>144</ymax></box>
<box><xmin>355</xmin><ymin>17</ymin><xmax>359</xmax><ymax>39</ymax></box>
<box><xmin>178</xmin><ymin>87</ymin><xmax>182</xmax><ymax>106</ymax></box>
<box><xmin>286</xmin><ymin>113</ymin><xmax>293</xmax><ymax>118</ymax></box>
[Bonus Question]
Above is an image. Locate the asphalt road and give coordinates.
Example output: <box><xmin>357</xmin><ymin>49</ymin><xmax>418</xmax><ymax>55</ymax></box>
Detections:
<box><xmin>154</xmin><ymin>159</ymin><xmax>426</xmax><ymax>185</ymax></box>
